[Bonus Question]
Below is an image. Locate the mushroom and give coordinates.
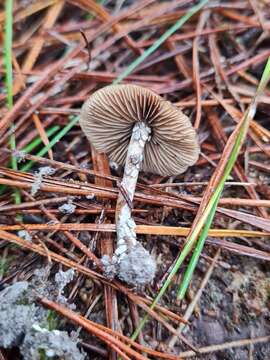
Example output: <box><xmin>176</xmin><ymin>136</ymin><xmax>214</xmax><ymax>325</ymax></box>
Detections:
<box><xmin>80</xmin><ymin>84</ymin><xmax>199</xmax><ymax>286</ymax></box>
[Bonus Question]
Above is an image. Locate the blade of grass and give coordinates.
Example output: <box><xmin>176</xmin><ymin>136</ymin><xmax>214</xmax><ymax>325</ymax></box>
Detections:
<box><xmin>21</xmin><ymin>125</ymin><xmax>60</xmax><ymax>155</ymax></box>
<box><xmin>113</xmin><ymin>0</ymin><xmax>209</xmax><ymax>84</ymax></box>
<box><xmin>132</xmin><ymin>56</ymin><xmax>270</xmax><ymax>339</ymax></box>
<box><xmin>177</xmin><ymin>194</ymin><xmax>220</xmax><ymax>300</ymax></box>
<box><xmin>4</xmin><ymin>0</ymin><xmax>13</xmax><ymax>110</ymax></box>
<box><xmin>4</xmin><ymin>0</ymin><xmax>21</xmax><ymax>206</ymax></box>
<box><xmin>7</xmin><ymin>125</ymin><xmax>60</xmax><ymax>169</ymax></box>
<box><xmin>21</xmin><ymin>116</ymin><xmax>79</xmax><ymax>172</ymax></box>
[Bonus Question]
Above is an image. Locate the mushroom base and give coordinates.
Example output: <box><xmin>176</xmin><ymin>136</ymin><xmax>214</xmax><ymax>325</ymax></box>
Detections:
<box><xmin>101</xmin><ymin>244</ymin><xmax>156</xmax><ymax>287</ymax></box>
<box><xmin>117</xmin><ymin>244</ymin><xmax>157</xmax><ymax>286</ymax></box>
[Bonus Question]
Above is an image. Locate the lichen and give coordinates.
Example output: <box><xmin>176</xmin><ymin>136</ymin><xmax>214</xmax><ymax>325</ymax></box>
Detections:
<box><xmin>0</xmin><ymin>269</ymin><xmax>83</xmax><ymax>359</ymax></box>
<box><xmin>21</xmin><ymin>326</ymin><xmax>85</xmax><ymax>360</ymax></box>
<box><xmin>13</xmin><ymin>150</ymin><xmax>27</xmax><ymax>163</ymax></box>
<box><xmin>54</xmin><ymin>269</ymin><xmax>75</xmax><ymax>305</ymax></box>
<box><xmin>0</xmin><ymin>304</ymin><xmax>42</xmax><ymax>348</ymax></box>
<box><xmin>31</xmin><ymin>166</ymin><xmax>56</xmax><ymax>196</ymax></box>
<box><xmin>30</xmin><ymin>267</ymin><xmax>75</xmax><ymax>307</ymax></box>
<box><xmin>58</xmin><ymin>202</ymin><xmax>76</xmax><ymax>214</ymax></box>
<box><xmin>18</xmin><ymin>230</ymin><xmax>32</xmax><ymax>242</ymax></box>
<box><xmin>55</xmin><ymin>269</ymin><xmax>75</xmax><ymax>291</ymax></box>
<box><xmin>0</xmin><ymin>281</ymin><xmax>29</xmax><ymax>306</ymax></box>
<box><xmin>0</xmin><ymin>282</ymin><xmax>46</xmax><ymax>348</ymax></box>
<box><xmin>101</xmin><ymin>255</ymin><xmax>118</xmax><ymax>280</ymax></box>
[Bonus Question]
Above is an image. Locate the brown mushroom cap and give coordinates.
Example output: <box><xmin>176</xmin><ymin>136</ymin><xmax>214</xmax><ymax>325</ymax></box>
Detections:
<box><xmin>80</xmin><ymin>84</ymin><xmax>199</xmax><ymax>176</ymax></box>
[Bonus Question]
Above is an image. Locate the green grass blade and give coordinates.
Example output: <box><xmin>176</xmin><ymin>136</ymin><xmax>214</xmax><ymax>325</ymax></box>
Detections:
<box><xmin>4</xmin><ymin>0</ymin><xmax>21</xmax><ymax>205</ymax></box>
<box><xmin>21</xmin><ymin>116</ymin><xmax>79</xmax><ymax>172</ymax></box>
<box><xmin>4</xmin><ymin>0</ymin><xmax>13</xmax><ymax>110</ymax></box>
<box><xmin>113</xmin><ymin>0</ymin><xmax>209</xmax><ymax>84</ymax></box>
<box><xmin>257</xmin><ymin>57</ymin><xmax>270</xmax><ymax>94</ymax></box>
<box><xmin>5</xmin><ymin>125</ymin><xmax>60</xmax><ymax>169</ymax></box>
<box><xmin>177</xmin><ymin>193</ymin><xmax>220</xmax><ymax>299</ymax></box>
<box><xmin>21</xmin><ymin>125</ymin><xmax>60</xmax><ymax>155</ymax></box>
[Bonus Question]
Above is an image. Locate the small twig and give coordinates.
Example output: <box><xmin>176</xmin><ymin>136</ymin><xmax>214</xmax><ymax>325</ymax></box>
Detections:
<box><xmin>80</xmin><ymin>29</ymin><xmax>92</xmax><ymax>71</ymax></box>
<box><xmin>178</xmin><ymin>335</ymin><xmax>270</xmax><ymax>358</ymax></box>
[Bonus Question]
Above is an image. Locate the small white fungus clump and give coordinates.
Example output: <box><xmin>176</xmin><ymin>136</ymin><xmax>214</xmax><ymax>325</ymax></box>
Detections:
<box><xmin>101</xmin><ymin>255</ymin><xmax>118</xmax><ymax>280</ymax></box>
<box><xmin>55</xmin><ymin>269</ymin><xmax>75</xmax><ymax>297</ymax></box>
<box><xmin>86</xmin><ymin>194</ymin><xmax>95</xmax><ymax>200</ymax></box>
<box><xmin>13</xmin><ymin>150</ymin><xmax>27</xmax><ymax>163</ymax></box>
<box><xmin>31</xmin><ymin>166</ymin><xmax>56</xmax><ymax>196</ymax></box>
<box><xmin>18</xmin><ymin>230</ymin><xmax>32</xmax><ymax>242</ymax></box>
<box><xmin>58</xmin><ymin>200</ymin><xmax>76</xmax><ymax>214</ymax></box>
<box><xmin>38</xmin><ymin>166</ymin><xmax>56</xmax><ymax>177</ymax></box>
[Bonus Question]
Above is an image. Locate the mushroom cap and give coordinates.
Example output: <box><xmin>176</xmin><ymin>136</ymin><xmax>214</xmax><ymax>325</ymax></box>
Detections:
<box><xmin>80</xmin><ymin>84</ymin><xmax>199</xmax><ymax>176</ymax></box>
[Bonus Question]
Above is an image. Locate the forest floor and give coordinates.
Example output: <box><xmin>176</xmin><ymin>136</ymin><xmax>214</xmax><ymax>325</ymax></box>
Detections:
<box><xmin>0</xmin><ymin>1</ymin><xmax>270</xmax><ymax>359</ymax></box>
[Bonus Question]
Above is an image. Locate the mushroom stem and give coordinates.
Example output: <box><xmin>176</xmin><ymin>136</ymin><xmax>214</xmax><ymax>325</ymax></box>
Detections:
<box><xmin>114</xmin><ymin>122</ymin><xmax>156</xmax><ymax>285</ymax></box>
<box><xmin>115</xmin><ymin>122</ymin><xmax>150</xmax><ymax>251</ymax></box>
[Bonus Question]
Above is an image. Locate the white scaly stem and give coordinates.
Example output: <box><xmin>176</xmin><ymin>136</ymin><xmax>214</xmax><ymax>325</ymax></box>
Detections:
<box><xmin>115</xmin><ymin>121</ymin><xmax>151</xmax><ymax>256</ymax></box>
<box><xmin>112</xmin><ymin>122</ymin><xmax>156</xmax><ymax>286</ymax></box>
